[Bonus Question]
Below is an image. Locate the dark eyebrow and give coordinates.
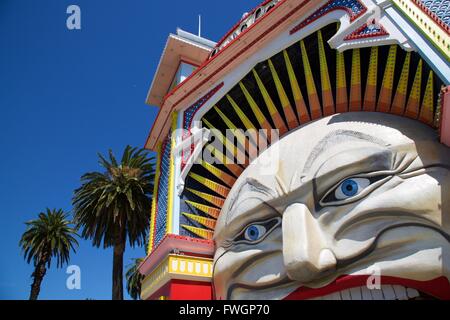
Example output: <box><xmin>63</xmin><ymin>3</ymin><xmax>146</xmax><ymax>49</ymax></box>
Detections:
<box><xmin>226</xmin><ymin>178</ymin><xmax>276</xmax><ymax>225</ymax></box>
<box><xmin>303</xmin><ymin>130</ymin><xmax>389</xmax><ymax>173</ymax></box>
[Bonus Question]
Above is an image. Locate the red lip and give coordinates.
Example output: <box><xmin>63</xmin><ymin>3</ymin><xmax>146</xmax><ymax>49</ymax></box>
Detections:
<box><xmin>283</xmin><ymin>275</ymin><xmax>450</xmax><ymax>300</ymax></box>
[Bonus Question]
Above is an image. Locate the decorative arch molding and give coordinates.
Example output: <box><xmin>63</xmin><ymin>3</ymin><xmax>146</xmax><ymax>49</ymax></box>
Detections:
<box><xmin>177</xmin><ymin>21</ymin><xmax>445</xmax><ymax>240</ymax></box>
<box><xmin>290</xmin><ymin>0</ymin><xmax>368</xmax><ymax>35</ymax></box>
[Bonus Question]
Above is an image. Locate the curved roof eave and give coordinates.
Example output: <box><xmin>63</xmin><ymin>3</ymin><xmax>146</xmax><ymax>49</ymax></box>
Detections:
<box><xmin>144</xmin><ymin>0</ymin><xmax>320</xmax><ymax>150</ymax></box>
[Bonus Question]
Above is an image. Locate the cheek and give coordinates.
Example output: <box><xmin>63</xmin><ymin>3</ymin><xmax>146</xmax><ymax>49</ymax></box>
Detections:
<box><xmin>213</xmin><ymin>230</ymin><xmax>283</xmax><ymax>291</ymax></box>
<box><xmin>321</xmin><ymin>174</ymin><xmax>448</xmax><ymax>258</ymax></box>
<box><xmin>361</xmin><ymin>174</ymin><xmax>445</xmax><ymax>224</ymax></box>
<box><xmin>329</xmin><ymin>173</ymin><xmax>446</xmax><ymax>234</ymax></box>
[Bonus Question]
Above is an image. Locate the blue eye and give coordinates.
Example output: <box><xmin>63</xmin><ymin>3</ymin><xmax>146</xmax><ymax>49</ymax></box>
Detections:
<box><xmin>244</xmin><ymin>224</ymin><xmax>267</xmax><ymax>241</ymax></box>
<box><xmin>233</xmin><ymin>218</ymin><xmax>281</xmax><ymax>244</ymax></box>
<box><xmin>335</xmin><ymin>178</ymin><xmax>370</xmax><ymax>200</ymax></box>
<box><xmin>341</xmin><ymin>179</ymin><xmax>358</xmax><ymax>196</ymax></box>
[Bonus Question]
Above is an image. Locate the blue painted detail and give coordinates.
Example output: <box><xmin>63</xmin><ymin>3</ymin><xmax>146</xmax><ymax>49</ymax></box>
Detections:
<box><xmin>153</xmin><ymin>132</ymin><xmax>172</xmax><ymax>247</ymax></box>
<box><xmin>359</xmin><ymin>24</ymin><xmax>382</xmax><ymax>35</ymax></box>
<box><xmin>183</xmin><ymin>83</ymin><xmax>224</xmax><ymax>131</ymax></box>
<box><xmin>245</xmin><ymin>225</ymin><xmax>261</xmax><ymax>241</ymax></box>
<box><xmin>344</xmin><ymin>22</ymin><xmax>388</xmax><ymax>40</ymax></box>
<box><xmin>341</xmin><ymin>179</ymin><xmax>359</xmax><ymax>197</ymax></box>
<box><xmin>291</xmin><ymin>0</ymin><xmax>367</xmax><ymax>34</ymax></box>
<box><xmin>419</xmin><ymin>0</ymin><xmax>450</xmax><ymax>28</ymax></box>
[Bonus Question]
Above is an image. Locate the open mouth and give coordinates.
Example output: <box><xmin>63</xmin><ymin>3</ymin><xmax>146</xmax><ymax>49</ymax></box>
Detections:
<box><xmin>284</xmin><ymin>275</ymin><xmax>450</xmax><ymax>300</ymax></box>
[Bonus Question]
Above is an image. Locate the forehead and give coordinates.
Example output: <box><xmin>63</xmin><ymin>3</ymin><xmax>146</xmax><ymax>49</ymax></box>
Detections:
<box><xmin>213</xmin><ymin>113</ymin><xmax>437</xmax><ymax>239</ymax></box>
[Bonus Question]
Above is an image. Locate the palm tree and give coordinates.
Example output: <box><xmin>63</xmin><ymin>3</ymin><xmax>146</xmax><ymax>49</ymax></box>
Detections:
<box><xmin>72</xmin><ymin>146</ymin><xmax>154</xmax><ymax>300</ymax></box>
<box><xmin>19</xmin><ymin>208</ymin><xmax>79</xmax><ymax>300</ymax></box>
<box><xmin>126</xmin><ymin>258</ymin><xmax>144</xmax><ymax>300</ymax></box>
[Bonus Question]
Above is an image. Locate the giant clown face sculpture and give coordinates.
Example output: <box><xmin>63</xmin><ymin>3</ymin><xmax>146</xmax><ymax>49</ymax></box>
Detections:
<box><xmin>213</xmin><ymin>112</ymin><xmax>450</xmax><ymax>300</ymax></box>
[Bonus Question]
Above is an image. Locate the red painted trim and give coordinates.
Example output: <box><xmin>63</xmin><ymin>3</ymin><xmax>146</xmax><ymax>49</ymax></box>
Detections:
<box><xmin>170</xmin><ymin>0</ymin><xmax>310</xmax><ymax>111</ymax></box>
<box><xmin>144</xmin><ymin>0</ymin><xmax>295</xmax><ymax>150</ymax></box>
<box><xmin>411</xmin><ymin>0</ymin><xmax>450</xmax><ymax>35</ymax></box>
<box><xmin>440</xmin><ymin>85</ymin><xmax>450</xmax><ymax>147</ymax></box>
<box><xmin>284</xmin><ymin>275</ymin><xmax>450</xmax><ymax>300</ymax></box>
<box><xmin>344</xmin><ymin>21</ymin><xmax>389</xmax><ymax>40</ymax></box>
<box><xmin>163</xmin><ymin>0</ymin><xmax>288</xmax><ymax>106</ymax></box>
<box><xmin>290</xmin><ymin>0</ymin><xmax>367</xmax><ymax>35</ymax></box>
<box><xmin>213</xmin><ymin>0</ymin><xmax>278</xmax><ymax>53</ymax></box>
<box><xmin>139</xmin><ymin>233</ymin><xmax>215</xmax><ymax>276</ymax></box>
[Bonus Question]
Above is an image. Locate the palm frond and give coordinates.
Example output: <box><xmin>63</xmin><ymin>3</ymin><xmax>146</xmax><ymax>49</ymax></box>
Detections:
<box><xmin>126</xmin><ymin>258</ymin><xmax>144</xmax><ymax>300</ymax></box>
<box><xmin>72</xmin><ymin>146</ymin><xmax>155</xmax><ymax>249</ymax></box>
<box><xmin>19</xmin><ymin>208</ymin><xmax>79</xmax><ymax>269</ymax></box>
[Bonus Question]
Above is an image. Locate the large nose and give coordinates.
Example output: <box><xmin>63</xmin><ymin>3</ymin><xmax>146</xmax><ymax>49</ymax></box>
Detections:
<box><xmin>282</xmin><ymin>203</ymin><xmax>337</xmax><ymax>283</ymax></box>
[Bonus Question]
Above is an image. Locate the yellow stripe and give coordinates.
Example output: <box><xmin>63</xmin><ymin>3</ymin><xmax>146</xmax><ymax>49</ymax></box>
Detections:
<box><xmin>239</xmin><ymin>82</ymin><xmax>269</xmax><ymax>127</ymax></box>
<box><xmin>318</xmin><ymin>30</ymin><xmax>332</xmax><ymax>92</ymax></box>
<box><xmin>204</xmin><ymin>143</ymin><xmax>239</xmax><ymax>166</ymax></box>
<box><xmin>202</xmin><ymin>118</ymin><xmax>239</xmax><ymax>160</ymax></box>
<box><xmin>391</xmin><ymin>52</ymin><xmax>411</xmax><ymax>114</ymax></box>
<box><xmin>351</xmin><ymin>48</ymin><xmax>361</xmax><ymax>86</ymax></box>
<box><xmin>181</xmin><ymin>225</ymin><xmax>214</xmax><ymax>240</ymax></box>
<box><xmin>268</xmin><ymin>59</ymin><xmax>291</xmax><ymax>109</ymax></box>
<box><xmin>336</xmin><ymin>50</ymin><xmax>347</xmax><ymax>89</ymax></box>
<box><xmin>349</xmin><ymin>48</ymin><xmax>361</xmax><ymax>111</ymax></box>
<box><xmin>214</xmin><ymin>106</ymin><xmax>237</xmax><ymax>130</ymax></box>
<box><xmin>383</xmin><ymin>45</ymin><xmax>397</xmax><ymax>90</ymax></box>
<box><xmin>300</xmin><ymin>39</ymin><xmax>322</xmax><ymax>118</ymax></box>
<box><xmin>409</xmin><ymin>60</ymin><xmax>423</xmax><ymax>101</ymax></box>
<box><xmin>226</xmin><ymin>94</ymin><xmax>257</xmax><ymax>130</ymax></box>
<box><xmin>419</xmin><ymin>71</ymin><xmax>434</xmax><ymax>124</ymax></box>
<box><xmin>284</xmin><ymin>49</ymin><xmax>310</xmax><ymax>122</ymax></box>
<box><xmin>363</xmin><ymin>46</ymin><xmax>378</xmax><ymax>111</ymax></box>
<box><xmin>396</xmin><ymin>52</ymin><xmax>411</xmax><ymax>96</ymax></box>
<box><xmin>405</xmin><ymin>59</ymin><xmax>423</xmax><ymax>118</ymax></box>
<box><xmin>377</xmin><ymin>45</ymin><xmax>397</xmax><ymax>111</ymax></box>
<box><xmin>182</xmin><ymin>213</ymin><xmax>217</xmax><ymax>230</ymax></box>
<box><xmin>336</xmin><ymin>48</ymin><xmax>348</xmax><ymax>113</ymax></box>
<box><xmin>367</xmin><ymin>46</ymin><xmax>378</xmax><ymax>87</ymax></box>
<box><xmin>201</xmin><ymin>160</ymin><xmax>236</xmax><ymax>187</ymax></box>
<box><xmin>189</xmin><ymin>172</ymin><xmax>230</xmax><ymax>198</ymax></box>
<box><xmin>186</xmin><ymin>188</ymin><xmax>225</xmax><ymax>207</ymax></box>
<box><xmin>214</xmin><ymin>105</ymin><xmax>256</xmax><ymax>151</ymax></box>
<box><xmin>300</xmin><ymin>40</ymin><xmax>318</xmax><ymax>96</ymax></box>
<box><xmin>165</xmin><ymin>112</ymin><xmax>178</xmax><ymax>234</ymax></box>
<box><xmin>184</xmin><ymin>200</ymin><xmax>221</xmax><ymax>219</ymax></box>
<box><xmin>283</xmin><ymin>50</ymin><xmax>303</xmax><ymax>103</ymax></box>
<box><xmin>252</xmin><ymin>69</ymin><xmax>279</xmax><ymax>116</ymax></box>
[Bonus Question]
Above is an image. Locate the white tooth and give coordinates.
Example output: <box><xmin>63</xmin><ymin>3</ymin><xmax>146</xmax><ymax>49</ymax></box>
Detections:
<box><xmin>369</xmin><ymin>288</ymin><xmax>384</xmax><ymax>300</ymax></box>
<box><xmin>325</xmin><ymin>292</ymin><xmax>341</xmax><ymax>300</ymax></box>
<box><xmin>381</xmin><ymin>285</ymin><xmax>396</xmax><ymax>300</ymax></box>
<box><xmin>340</xmin><ymin>289</ymin><xmax>352</xmax><ymax>300</ymax></box>
<box><xmin>349</xmin><ymin>287</ymin><xmax>362</xmax><ymax>300</ymax></box>
<box><xmin>392</xmin><ymin>285</ymin><xmax>408</xmax><ymax>300</ymax></box>
<box><xmin>406</xmin><ymin>288</ymin><xmax>420</xmax><ymax>299</ymax></box>
<box><xmin>361</xmin><ymin>287</ymin><xmax>373</xmax><ymax>300</ymax></box>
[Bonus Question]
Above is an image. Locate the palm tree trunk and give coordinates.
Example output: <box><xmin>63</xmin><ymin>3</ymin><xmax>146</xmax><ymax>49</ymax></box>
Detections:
<box><xmin>29</xmin><ymin>259</ymin><xmax>47</xmax><ymax>300</ymax></box>
<box><xmin>112</xmin><ymin>224</ymin><xmax>126</xmax><ymax>300</ymax></box>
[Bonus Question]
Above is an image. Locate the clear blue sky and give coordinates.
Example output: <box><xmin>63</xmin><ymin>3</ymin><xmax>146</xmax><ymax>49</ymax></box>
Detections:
<box><xmin>0</xmin><ymin>0</ymin><xmax>261</xmax><ymax>300</ymax></box>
